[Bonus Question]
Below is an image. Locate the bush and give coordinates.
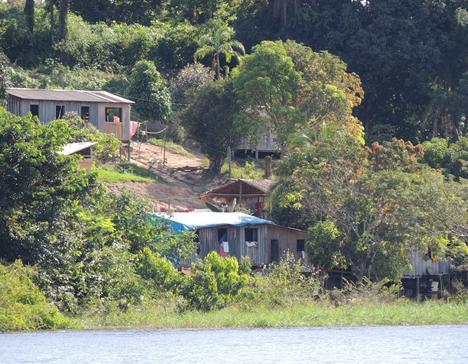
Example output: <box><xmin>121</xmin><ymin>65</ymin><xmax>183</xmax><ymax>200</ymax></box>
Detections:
<box><xmin>238</xmin><ymin>252</ymin><xmax>321</xmax><ymax>309</ymax></box>
<box><xmin>136</xmin><ymin>247</ymin><xmax>181</xmax><ymax>296</ymax></box>
<box><xmin>0</xmin><ymin>260</ymin><xmax>67</xmax><ymax>331</ymax></box>
<box><xmin>181</xmin><ymin>252</ymin><xmax>250</xmax><ymax>311</ymax></box>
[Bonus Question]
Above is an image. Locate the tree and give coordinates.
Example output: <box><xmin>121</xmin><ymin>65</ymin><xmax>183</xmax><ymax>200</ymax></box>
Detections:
<box><xmin>126</xmin><ymin>60</ymin><xmax>171</xmax><ymax>121</ymax></box>
<box><xmin>232</xmin><ymin>40</ymin><xmax>301</xmax><ymax>145</ymax></box>
<box><xmin>180</xmin><ymin>80</ymin><xmax>240</xmax><ymax>172</ymax></box>
<box><xmin>170</xmin><ymin>63</ymin><xmax>214</xmax><ymax>111</ymax></box>
<box><xmin>194</xmin><ymin>23</ymin><xmax>245</xmax><ymax>79</ymax></box>
<box><xmin>71</xmin><ymin>0</ymin><xmax>163</xmax><ymax>25</ymax></box>
<box><xmin>57</xmin><ymin>0</ymin><xmax>69</xmax><ymax>42</ymax></box>
<box><xmin>233</xmin><ymin>40</ymin><xmax>364</xmax><ymax>148</ymax></box>
<box><xmin>234</xmin><ymin>0</ymin><xmax>468</xmax><ymax>142</ymax></box>
<box><xmin>0</xmin><ymin>51</ymin><xmax>10</xmax><ymax>101</ymax></box>
<box><xmin>23</xmin><ymin>0</ymin><xmax>34</xmax><ymax>33</ymax></box>
<box><xmin>273</xmin><ymin>129</ymin><xmax>466</xmax><ymax>280</ymax></box>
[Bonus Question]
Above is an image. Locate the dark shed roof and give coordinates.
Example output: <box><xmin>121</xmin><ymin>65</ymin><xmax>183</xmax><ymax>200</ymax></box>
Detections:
<box><xmin>205</xmin><ymin>179</ymin><xmax>277</xmax><ymax>197</ymax></box>
<box><xmin>6</xmin><ymin>88</ymin><xmax>134</xmax><ymax>104</ymax></box>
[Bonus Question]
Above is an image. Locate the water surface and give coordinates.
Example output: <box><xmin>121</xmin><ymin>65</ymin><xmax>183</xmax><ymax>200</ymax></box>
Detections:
<box><xmin>1</xmin><ymin>325</ymin><xmax>467</xmax><ymax>363</ymax></box>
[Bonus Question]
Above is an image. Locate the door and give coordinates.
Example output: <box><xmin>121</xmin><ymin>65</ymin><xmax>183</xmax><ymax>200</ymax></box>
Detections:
<box><xmin>271</xmin><ymin>239</ymin><xmax>279</xmax><ymax>263</ymax></box>
<box><xmin>81</xmin><ymin>106</ymin><xmax>90</xmax><ymax>123</ymax></box>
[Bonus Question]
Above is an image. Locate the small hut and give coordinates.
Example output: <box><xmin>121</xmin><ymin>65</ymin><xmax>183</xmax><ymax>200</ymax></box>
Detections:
<box><xmin>58</xmin><ymin>141</ymin><xmax>97</xmax><ymax>169</ymax></box>
<box><xmin>157</xmin><ymin>211</ymin><xmax>307</xmax><ymax>267</ymax></box>
<box><xmin>203</xmin><ymin>179</ymin><xmax>277</xmax><ymax>216</ymax></box>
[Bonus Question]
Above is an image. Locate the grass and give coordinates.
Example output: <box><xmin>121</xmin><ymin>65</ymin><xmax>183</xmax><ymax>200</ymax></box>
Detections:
<box><xmin>221</xmin><ymin>160</ymin><xmax>265</xmax><ymax>180</ymax></box>
<box><xmin>148</xmin><ymin>138</ymin><xmax>194</xmax><ymax>158</ymax></box>
<box><xmin>94</xmin><ymin>162</ymin><xmax>165</xmax><ymax>183</ymax></box>
<box><xmin>74</xmin><ymin>300</ymin><xmax>468</xmax><ymax>330</ymax></box>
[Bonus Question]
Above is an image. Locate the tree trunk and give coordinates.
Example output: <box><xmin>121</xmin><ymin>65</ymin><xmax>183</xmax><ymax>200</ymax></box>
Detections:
<box><xmin>215</xmin><ymin>53</ymin><xmax>221</xmax><ymax>80</ymax></box>
<box><xmin>49</xmin><ymin>0</ymin><xmax>55</xmax><ymax>43</ymax></box>
<box><xmin>24</xmin><ymin>0</ymin><xmax>35</xmax><ymax>33</ymax></box>
<box><xmin>58</xmin><ymin>0</ymin><xmax>69</xmax><ymax>42</ymax></box>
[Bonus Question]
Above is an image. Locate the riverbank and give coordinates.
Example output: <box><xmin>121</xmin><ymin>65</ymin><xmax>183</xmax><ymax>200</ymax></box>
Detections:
<box><xmin>75</xmin><ymin>301</ymin><xmax>468</xmax><ymax>330</ymax></box>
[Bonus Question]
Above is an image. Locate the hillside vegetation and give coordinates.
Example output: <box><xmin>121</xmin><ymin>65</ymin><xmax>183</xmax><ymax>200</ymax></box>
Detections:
<box><xmin>0</xmin><ymin>1</ymin><xmax>466</xmax><ymax>330</ymax></box>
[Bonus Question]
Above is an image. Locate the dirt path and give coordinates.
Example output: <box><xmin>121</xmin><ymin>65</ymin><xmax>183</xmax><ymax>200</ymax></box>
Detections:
<box><xmin>107</xmin><ymin>142</ymin><xmax>227</xmax><ymax>211</ymax></box>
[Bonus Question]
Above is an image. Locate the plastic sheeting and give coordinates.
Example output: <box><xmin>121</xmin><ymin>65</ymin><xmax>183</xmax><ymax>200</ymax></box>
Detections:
<box><xmin>151</xmin><ymin>212</ymin><xmax>273</xmax><ymax>233</ymax></box>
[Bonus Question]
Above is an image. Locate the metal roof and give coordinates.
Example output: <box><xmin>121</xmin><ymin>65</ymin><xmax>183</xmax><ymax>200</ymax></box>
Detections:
<box><xmin>6</xmin><ymin>88</ymin><xmax>134</xmax><ymax>104</ymax></box>
<box><xmin>152</xmin><ymin>212</ymin><xmax>274</xmax><ymax>232</ymax></box>
<box><xmin>206</xmin><ymin>179</ymin><xmax>277</xmax><ymax>197</ymax></box>
<box><xmin>58</xmin><ymin>142</ymin><xmax>97</xmax><ymax>155</ymax></box>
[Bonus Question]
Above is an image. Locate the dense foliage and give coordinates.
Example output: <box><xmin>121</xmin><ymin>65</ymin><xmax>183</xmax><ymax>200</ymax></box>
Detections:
<box><xmin>0</xmin><ymin>108</ymin><xmax>195</xmax><ymax>312</ymax></box>
<box><xmin>272</xmin><ymin>129</ymin><xmax>467</xmax><ymax>279</ymax></box>
<box><xmin>0</xmin><ymin>0</ymin><xmax>466</xmax><ymax>330</ymax></box>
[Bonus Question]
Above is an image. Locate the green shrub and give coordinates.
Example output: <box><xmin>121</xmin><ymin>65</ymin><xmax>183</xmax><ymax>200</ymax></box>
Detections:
<box><xmin>137</xmin><ymin>247</ymin><xmax>181</xmax><ymax>295</ymax></box>
<box><xmin>181</xmin><ymin>252</ymin><xmax>250</xmax><ymax>311</ymax></box>
<box><xmin>0</xmin><ymin>260</ymin><xmax>67</xmax><ymax>331</ymax></box>
<box><xmin>240</xmin><ymin>252</ymin><xmax>321</xmax><ymax>308</ymax></box>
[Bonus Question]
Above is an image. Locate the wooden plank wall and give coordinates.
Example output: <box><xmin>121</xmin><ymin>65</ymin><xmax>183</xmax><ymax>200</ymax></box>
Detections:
<box><xmin>266</xmin><ymin>226</ymin><xmax>307</xmax><ymax>262</ymax></box>
<box><xmin>7</xmin><ymin>95</ymin><xmax>21</xmax><ymax>115</ymax></box>
<box><xmin>198</xmin><ymin>224</ymin><xmax>306</xmax><ymax>266</ymax></box>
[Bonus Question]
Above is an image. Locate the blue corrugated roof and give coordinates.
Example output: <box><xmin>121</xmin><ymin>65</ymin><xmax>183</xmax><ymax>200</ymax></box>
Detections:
<box><xmin>152</xmin><ymin>212</ymin><xmax>273</xmax><ymax>232</ymax></box>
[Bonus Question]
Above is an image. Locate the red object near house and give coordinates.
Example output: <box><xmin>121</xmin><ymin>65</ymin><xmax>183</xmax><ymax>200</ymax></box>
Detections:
<box><xmin>130</xmin><ymin>121</ymin><xmax>140</xmax><ymax>137</ymax></box>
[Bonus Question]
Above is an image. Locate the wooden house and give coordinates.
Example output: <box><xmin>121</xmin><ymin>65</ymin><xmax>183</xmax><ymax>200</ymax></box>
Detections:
<box><xmin>6</xmin><ymin>88</ymin><xmax>134</xmax><ymax>142</ymax></box>
<box><xmin>235</xmin><ymin>124</ymin><xmax>281</xmax><ymax>158</ymax></box>
<box><xmin>203</xmin><ymin>179</ymin><xmax>277</xmax><ymax>216</ymax></box>
<box><xmin>158</xmin><ymin>211</ymin><xmax>307</xmax><ymax>267</ymax></box>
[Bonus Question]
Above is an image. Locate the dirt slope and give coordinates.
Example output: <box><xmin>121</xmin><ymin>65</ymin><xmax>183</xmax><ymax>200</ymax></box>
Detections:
<box><xmin>107</xmin><ymin>142</ymin><xmax>227</xmax><ymax>211</ymax></box>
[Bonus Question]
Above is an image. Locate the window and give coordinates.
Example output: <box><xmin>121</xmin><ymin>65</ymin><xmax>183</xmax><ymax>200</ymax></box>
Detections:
<box><xmin>56</xmin><ymin>105</ymin><xmax>65</xmax><ymax>119</ymax></box>
<box><xmin>218</xmin><ymin>228</ymin><xmax>227</xmax><ymax>241</ymax></box>
<box><xmin>81</xmin><ymin>106</ymin><xmax>90</xmax><ymax>122</ymax></box>
<box><xmin>30</xmin><ymin>104</ymin><xmax>39</xmax><ymax>117</ymax></box>
<box><xmin>106</xmin><ymin>107</ymin><xmax>122</xmax><ymax>123</ymax></box>
<box><xmin>296</xmin><ymin>239</ymin><xmax>305</xmax><ymax>252</ymax></box>
<box><xmin>245</xmin><ymin>228</ymin><xmax>258</xmax><ymax>242</ymax></box>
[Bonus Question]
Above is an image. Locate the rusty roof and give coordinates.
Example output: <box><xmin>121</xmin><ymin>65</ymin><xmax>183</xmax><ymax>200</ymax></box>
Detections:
<box><xmin>205</xmin><ymin>179</ymin><xmax>277</xmax><ymax>196</ymax></box>
<box><xmin>6</xmin><ymin>88</ymin><xmax>134</xmax><ymax>104</ymax></box>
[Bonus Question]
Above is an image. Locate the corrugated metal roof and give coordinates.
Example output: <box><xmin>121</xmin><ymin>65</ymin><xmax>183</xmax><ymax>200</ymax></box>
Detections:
<box><xmin>58</xmin><ymin>142</ymin><xmax>97</xmax><ymax>155</ymax></box>
<box><xmin>6</xmin><ymin>88</ymin><xmax>134</xmax><ymax>104</ymax></box>
<box><xmin>205</xmin><ymin>179</ymin><xmax>277</xmax><ymax>198</ymax></box>
<box><xmin>152</xmin><ymin>212</ymin><xmax>274</xmax><ymax>232</ymax></box>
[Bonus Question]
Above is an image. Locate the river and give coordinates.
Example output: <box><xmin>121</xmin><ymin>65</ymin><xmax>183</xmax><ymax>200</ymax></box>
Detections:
<box><xmin>0</xmin><ymin>325</ymin><xmax>467</xmax><ymax>363</ymax></box>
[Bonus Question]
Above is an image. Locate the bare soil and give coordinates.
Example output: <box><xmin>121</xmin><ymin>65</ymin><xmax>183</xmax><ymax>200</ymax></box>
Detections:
<box><xmin>106</xmin><ymin>142</ymin><xmax>228</xmax><ymax>211</ymax></box>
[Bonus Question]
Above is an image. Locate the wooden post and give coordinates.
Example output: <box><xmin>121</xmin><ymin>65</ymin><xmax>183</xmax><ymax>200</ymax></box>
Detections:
<box><xmin>265</xmin><ymin>155</ymin><xmax>272</xmax><ymax>178</ymax></box>
<box><xmin>227</xmin><ymin>146</ymin><xmax>232</xmax><ymax>178</ymax></box>
<box><xmin>239</xmin><ymin>181</ymin><xmax>242</xmax><ymax>208</ymax></box>
<box><xmin>163</xmin><ymin>132</ymin><xmax>167</xmax><ymax>167</ymax></box>
<box><xmin>416</xmin><ymin>276</ymin><xmax>420</xmax><ymax>302</ymax></box>
<box><xmin>127</xmin><ymin>140</ymin><xmax>131</xmax><ymax>161</ymax></box>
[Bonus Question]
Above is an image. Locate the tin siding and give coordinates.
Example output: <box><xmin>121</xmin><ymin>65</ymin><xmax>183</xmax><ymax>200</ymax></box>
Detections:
<box><xmin>405</xmin><ymin>247</ymin><xmax>451</xmax><ymax>277</ymax></box>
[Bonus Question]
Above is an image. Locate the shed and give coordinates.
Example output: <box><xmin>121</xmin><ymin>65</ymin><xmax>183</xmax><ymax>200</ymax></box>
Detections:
<box><xmin>58</xmin><ymin>141</ymin><xmax>97</xmax><ymax>169</ymax></box>
<box><xmin>203</xmin><ymin>179</ymin><xmax>277</xmax><ymax>215</ymax></box>
<box><xmin>6</xmin><ymin>88</ymin><xmax>135</xmax><ymax>142</ymax></box>
<box><xmin>155</xmin><ymin>212</ymin><xmax>307</xmax><ymax>267</ymax></box>
<box><xmin>235</xmin><ymin>124</ymin><xmax>281</xmax><ymax>158</ymax></box>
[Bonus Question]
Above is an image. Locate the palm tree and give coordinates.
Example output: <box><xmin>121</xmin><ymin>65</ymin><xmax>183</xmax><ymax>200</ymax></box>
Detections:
<box><xmin>194</xmin><ymin>25</ymin><xmax>245</xmax><ymax>79</ymax></box>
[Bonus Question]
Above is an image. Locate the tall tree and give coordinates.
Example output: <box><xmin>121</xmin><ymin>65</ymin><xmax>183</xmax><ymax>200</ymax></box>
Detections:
<box><xmin>126</xmin><ymin>60</ymin><xmax>171</xmax><ymax>121</ymax></box>
<box><xmin>57</xmin><ymin>0</ymin><xmax>69</xmax><ymax>42</ymax></box>
<box><xmin>24</xmin><ymin>0</ymin><xmax>35</xmax><ymax>33</ymax></box>
<box><xmin>180</xmin><ymin>80</ymin><xmax>241</xmax><ymax>173</ymax></box>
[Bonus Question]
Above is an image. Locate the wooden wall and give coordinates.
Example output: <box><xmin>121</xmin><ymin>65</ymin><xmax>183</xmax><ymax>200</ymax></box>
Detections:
<box><xmin>7</xmin><ymin>97</ymin><xmax>132</xmax><ymax>141</ymax></box>
<box><xmin>404</xmin><ymin>247</ymin><xmax>451</xmax><ymax>277</ymax></box>
<box><xmin>266</xmin><ymin>225</ymin><xmax>307</xmax><ymax>262</ymax></box>
<box><xmin>198</xmin><ymin>224</ymin><xmax>306</xmax><ymax>267</ymax></box>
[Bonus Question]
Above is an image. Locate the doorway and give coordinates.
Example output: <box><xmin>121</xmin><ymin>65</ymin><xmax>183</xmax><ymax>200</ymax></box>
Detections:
<box><xmin>271</xmin><ymin>239</ymin><xmax>279</xmax><ymax>263</ymax></box>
